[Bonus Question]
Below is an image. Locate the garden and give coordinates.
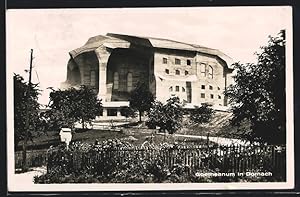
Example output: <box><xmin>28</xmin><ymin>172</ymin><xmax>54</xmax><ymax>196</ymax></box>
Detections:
<box><xmin>33</xmin><ymin>139</ymin><xmax>286</xmax><ymax>183</ymax></box>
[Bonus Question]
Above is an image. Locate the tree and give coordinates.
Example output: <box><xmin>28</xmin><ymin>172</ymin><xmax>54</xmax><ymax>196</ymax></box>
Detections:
<box><xmin>129</xmin><ymin>82</ymin><xmax>154</xmax><ymax>122</ymax></box>
<box><xmin>14</xmin><ymin>74</ymin><xmax>41</xmax><ymax>149</ymax></box>
<box><xmin>120</xmin><ymin>106</ymin><xmax>137</xmax><ymax>120</ymax></box>
<box><xmin>189</xmin><ymin>103</ymin><xmax>215</xmax><ymax>124</ymax></box>
<box><xmin>147</xmin><ymin>97</ymin><xmax>183</xmax><ymax>134</ymax></box>
<box><xmin>44</xmin><ymin>85</ymin><xmax>102</xmax><ymax>130</ymax></box>
<box><xmin>74</xmin><ymin>86</ymin><xmax>103</xmax><ymax>129</ymax></box>
<box><xmin>225</xmin><ymin>30</ymin><xmax>286</xmax><ymax>144</ymax></box>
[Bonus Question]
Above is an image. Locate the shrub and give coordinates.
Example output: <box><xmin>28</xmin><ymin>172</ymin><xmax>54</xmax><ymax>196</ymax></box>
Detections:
<box><xmin>189</xmin><ymin>103</ymin><xmax>215</xmax><ymax>124</ymax></box>
<box><xmin>147</xmin><ymin>97</ymin><xmax>183</xmax><ymax>134</ymax></box>
<box><xmin>34</xmin><ymin>140</ymin><xmax>286</xmax><ymax>183</ymax></box>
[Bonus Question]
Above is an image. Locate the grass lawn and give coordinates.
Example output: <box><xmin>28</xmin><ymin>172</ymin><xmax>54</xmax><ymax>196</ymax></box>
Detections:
<box><xmin>16</xmin><ymin>111</ymin><xmax>242</xmax><ymax>151</ymax></box>
<box><xmin>16</xmin><ymin>126</ymin><xmax>215</xmax><ymax>151</ymax></box>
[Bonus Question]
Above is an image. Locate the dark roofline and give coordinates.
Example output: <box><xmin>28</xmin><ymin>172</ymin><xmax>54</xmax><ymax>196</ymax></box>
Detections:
<box><xmin>107</xmin><ymin>33</ymin><xmax>233</xmax><ymax>67</ymax></box>
<box><xmin>70</xmin><ymin>33</ymin><xmax>234</xmax><ymax>69</ymax></box>
<box><xmin>107</xmin><ymin>32</ymin><xmax>212</xmax><ymax>51</ymax></box>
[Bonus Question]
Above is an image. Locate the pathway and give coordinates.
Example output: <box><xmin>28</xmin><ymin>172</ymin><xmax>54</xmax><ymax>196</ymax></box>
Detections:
<box><xmin>14</xmin><ymin>166</ymin><xmax>47</xmax><ymax>184</ymax></box>
<box><xmin>158</xmin><ymin>133</ymin><xmax>252</xmax><ymax>146</ymax></box>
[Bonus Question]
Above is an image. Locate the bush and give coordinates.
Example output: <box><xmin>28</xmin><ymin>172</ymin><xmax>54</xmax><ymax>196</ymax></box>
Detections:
<box><xmin>189</xmin><ymin>103</ymin><xmax>215</xmax><ymax>124</ymax></box>
<box><xmin>147</xmin><ymin>97</ymin><xmax>183</xmax><ymax>134</ymax></box>
<box><xmin>34</xmin><ymin>140</ymin><xmax>285</xmax><ymax>183</ymax></box>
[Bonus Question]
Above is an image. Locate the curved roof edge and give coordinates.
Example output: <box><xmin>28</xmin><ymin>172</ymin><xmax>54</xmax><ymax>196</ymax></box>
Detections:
<box><xmin>69</xmin><ymin>33</ymin><xmax>234</xmax><ymax>69</ymax></box>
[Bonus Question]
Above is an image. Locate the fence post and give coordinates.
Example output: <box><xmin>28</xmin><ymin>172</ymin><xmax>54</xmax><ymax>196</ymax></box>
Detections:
<box><xmin>206</xmin><ymin>133</ymin><xmax>210</xmax><ymax>149</ymax></box>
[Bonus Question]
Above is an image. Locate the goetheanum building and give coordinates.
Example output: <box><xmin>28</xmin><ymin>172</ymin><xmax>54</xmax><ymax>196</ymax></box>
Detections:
<box><xmin>61</xmin><ymin>33</ymin><xmax>234</xmax><ymax>118</ymax></box>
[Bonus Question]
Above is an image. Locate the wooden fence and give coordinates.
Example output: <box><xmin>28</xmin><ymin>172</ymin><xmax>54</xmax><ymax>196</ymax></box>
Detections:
<box><xmin>47</xmin><ymin>144</ymin><xmax>286</xmax><ymax>177</ymax></box>
<box><xmin>15</xmin><ymin>149</ymin><xmax>48</xmax><ymax>169</ymax></box>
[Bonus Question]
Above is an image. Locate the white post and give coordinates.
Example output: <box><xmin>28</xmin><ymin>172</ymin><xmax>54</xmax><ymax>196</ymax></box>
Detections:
<box><xmin>95</xmin><ymin>47</ymin><xmax>110</xmax><ymax>102</ymax></box>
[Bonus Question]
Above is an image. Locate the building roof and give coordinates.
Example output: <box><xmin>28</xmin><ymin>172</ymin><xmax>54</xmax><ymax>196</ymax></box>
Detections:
<box><xmin>69</xmin><ymin>33</ymin><xmax>234</xmax><ymax>69</ymax></box>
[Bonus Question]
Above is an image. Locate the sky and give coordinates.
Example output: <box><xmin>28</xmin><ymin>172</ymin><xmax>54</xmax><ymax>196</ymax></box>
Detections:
<box><xmin>6</xmin><ymin>7</ymin><xmax>291</xmax><ymax>105</ymax></box>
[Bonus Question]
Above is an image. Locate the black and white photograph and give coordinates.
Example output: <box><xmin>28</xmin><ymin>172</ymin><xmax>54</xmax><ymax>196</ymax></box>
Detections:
<box><xmin>6</xmin><ymin>6</ymin><xmax>294</xmax><ymax>191</ymax></box>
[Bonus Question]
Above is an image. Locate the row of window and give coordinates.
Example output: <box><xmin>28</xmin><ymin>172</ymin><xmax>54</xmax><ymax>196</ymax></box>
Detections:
<box><xmin>163</xmin><ymin>57</ymin><xmax>191</xmax><ymax>66</ymax></box>
<box><xmin>169</xmin><ymin>86</ymin><xmax>222</xmax><ymax>99</ymax></box>
<box><xmin>169</xmin><ymin>84</ymin><xmax>221</xmax><ymax>91</ymax></box>
<box><xmin>113</xmin><ymin>72</ymin><xmax>133</xmax><ymax>92</ymax></box>
<box><xmin>164</xmin><ymin>65</ymin><xmax>213</xmax><ymax>79</ymax></box>
<box><xmin>201</xmin><ymin>93</ymin><xmax>222</xmax><ymax>99</ymax></box>
<box><xmin>169</xmin><ymin>85</ymin><xmax>222</xmax><ymax>97</ymax></box>
<box><xmin>112</xmin><ymin>72</ymin><xmax>220</xmax><ymax>93</ymax></box>
<box><xmin>165</xmin><ymin>69</ymin><xmax>189</xmax><ymax>76</ymax></box>
<box><xmin>201</xmin><ymin>85</ymin><xmax>221</xmax><ymax>90</ymax></box>
<box><xmin>169</xmin><ymin>86</ymin><xmax>185</xmax><ymax>92</ymax></box>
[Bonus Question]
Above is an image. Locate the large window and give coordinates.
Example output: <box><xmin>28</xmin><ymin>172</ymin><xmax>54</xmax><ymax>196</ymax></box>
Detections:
<box><xmin>187</xmin><ymin>59</ymin><xmax>191</xmax><ymax>65</ymax></box>
<box><xmin>107</xmin><ymin>108</ymin><xmax>118</xmax><ymax>116</ymax></box>
<box><xmin>163</xmin><ymin>57</ymin><xmax>168</xmax><ymax>64</ymax></box>
<box><xmin>90</xmin><ymin>70</ymin><xmax>96</xmax><ymax>86</ymax></box>
<box><xmin>175</xmin><ymin>86</ymin><xmax>179</xmax><ymax>92</ymax></box>
<box><xmin>175</xmin><ymin>58</ymin><xmax>181</xmax><ymax>65</ymax></box>
<box><xmin>127</xmin><ymin>72</ymin><xmax>133</xmax><ymax>92</ymax></box>
<box><xmin>208</xmin><ymin>65</ymin><xmax>213</xmax><ymax>79</ymax></box>
<box><xmin>185</xmin><ymin>70</ymin><xmax>189</xmax><ymax>75</ymax></box>
<box><xmin>175</xmin><ymin>70</ymin><xmax>180</xmax><ymax>75</ymax></box>
<box><xmin>113</xmin><ymin>72</ymin><xmax>119</xmax><ymax>90</ymax></box>
<box><xmin>165</xmin><ymin>69</ymin><xmax>170</xmax><ymax>74</ymax></box>
<box><xmin>200</xmin><ymin>63</ymin><xmax>206</xmax><ymax>77</ymax></box>
<box><xmin>201</xmin><ymin>93</ymin><xmax>205</xmax><ymax>98</ymax></box>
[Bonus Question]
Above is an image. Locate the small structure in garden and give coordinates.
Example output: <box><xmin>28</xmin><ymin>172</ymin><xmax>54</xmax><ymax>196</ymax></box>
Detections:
<box><xmin>59</xmin><ymin>128</ymin><xmax>72</xmax><ymax>149</ymax></box>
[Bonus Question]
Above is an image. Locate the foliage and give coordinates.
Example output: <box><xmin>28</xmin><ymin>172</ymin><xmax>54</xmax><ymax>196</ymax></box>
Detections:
<box><xmin>14</xmin><ymin>74</ymin><xmax>42</xmax><ymax>148</ymax></box>
<box><xmin>120</xmin><ymin>106</ymin><xmax>137</xmax><ymax>119</ymax></box>
<box><xmin>146</xmin><ymin>97</ymin><xmax>183</xmax><ymax>134</ymax></box>
<box><xmin>43</xmin><ymin>85</ymin><xmax>102</xmax><ymax>130</ymax></box>
<box><xmin>225</xmin><ymin>30</ymin><xmax>286</xmax><ymax>144</ymax></box>
<box><xmin>189</xmin><ymin>103</ymin><xmax>215</xmax><ymax>124</ymax></box>
<box><xmin>34</xmin><ymin>140</ymin><xmax>285</xmax><ymax>183</ymax></box>
<box><xmin>129</xmin><ymin>82</ymin><xmax>154</xmax><ymax>122</ymax></box>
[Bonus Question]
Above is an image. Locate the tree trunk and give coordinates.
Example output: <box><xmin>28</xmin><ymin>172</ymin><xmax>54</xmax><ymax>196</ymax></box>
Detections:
<box><xmin>82</xmin><ymin>118</ymin><xmax>85</xmax><ymax>129</ymax></box>
<box><xmin>139</xmin><ymin>111</ymin><xmax>142</xmax><ymax>122</ymax></box>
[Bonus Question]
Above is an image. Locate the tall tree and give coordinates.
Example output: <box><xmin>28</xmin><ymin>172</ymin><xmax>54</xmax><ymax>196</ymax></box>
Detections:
<box><xmin>129</xmin><ymin>82</ymin><xmax>154</xmax><ymax>122</ymax></box>
<box><xmin>14</xmin><ymin>74</ymin><xmax>41</xmax><ymax>149</ymax></box>
<box><xmin>225</xmin><ymin>30</ymin><xmax>286</xmax><ymax>144</ymax></box>
<box><xmin>44</xmin><ymin>86</ymin><xmax>102</xmax><ymax>130</ymax></box>
<box><xmin>147</xmin><ymin>97</ymin><xmax>183</xmax><ymax>134</ymax></box>
<box><xmin>73</xmin><ymin>86</ymin><xmax>103</xmax><ymax>129</ymax></box>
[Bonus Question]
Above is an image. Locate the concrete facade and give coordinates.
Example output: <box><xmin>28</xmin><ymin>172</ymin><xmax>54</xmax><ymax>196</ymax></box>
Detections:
<box><xmin>61</xmin><ymin>33</ymin><xmax>234</xmax><ymax>118</ymax></box>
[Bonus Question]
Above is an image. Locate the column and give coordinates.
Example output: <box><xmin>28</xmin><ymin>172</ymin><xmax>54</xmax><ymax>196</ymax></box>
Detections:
<box><xmin>95</xmin><ymin>46</ymin><xmax>111</xmax><ymax>102</ymax></box>
<box><xmin>102</xmin><ymin>108</ymin><xmax>107</xmax><ymax>117</ymax></box>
